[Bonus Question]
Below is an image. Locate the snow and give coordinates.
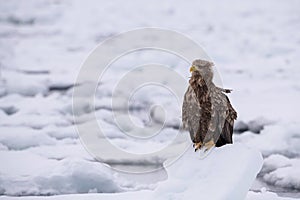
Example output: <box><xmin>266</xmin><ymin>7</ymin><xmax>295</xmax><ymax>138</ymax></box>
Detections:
<box><xmin>246</xmin><ymin>191</ymin><xmax>296</xmax><ymax>200</ymax></box>
<box><xmin>1</xmin><ymin>70</ymin><xmax>49</xmax><ymax>96</ymax></box>
<box><xmin>0</xmin><ymin>126</ymin><xmax>56</xmax><ymax>150</ymax></box>
<box><xmin>1</xmin><ymin>0</ymin><xmax>300</xmax><ymax>199</ymax></box>
<box><xmin>0</xmin><ymin>151</ymin><xmax>122</xmax><ymax>195</ymax></box>
<box><xmin>0</xmin><ymin>144</ymin><xmax>263</xmax><ymax>199</ymax></box>
<box><xmin>262</xmin><ymin>155</ymin><xmax>300</xmax><ymax>190</ymax></box>
<box><xmin>1</xmin><ymin>192</ymin><xmax>296</xmax><ymax>200</ymax></box>
<box><xmin>153</xmin><ymin>144</ymin><xmax>263</xmax><ymax>200</ymax></box>
<box><xmin>234</xmin><ymin>122</ymin><xmax>300</xmax><ymax>158</ymax></box>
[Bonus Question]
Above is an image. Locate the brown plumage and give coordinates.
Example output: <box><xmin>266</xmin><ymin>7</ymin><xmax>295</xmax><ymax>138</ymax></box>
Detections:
<box><xmin>182</xmin><ymin>59</ymin><xmax>237</xmax><ymax>152</ymax></box>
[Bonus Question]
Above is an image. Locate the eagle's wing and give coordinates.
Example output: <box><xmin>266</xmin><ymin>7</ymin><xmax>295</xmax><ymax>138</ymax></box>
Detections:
<box><xmin>182</xmin><ymin>86</ymin><xmax>201</xmax><ymax>142</ymax></box>
<box><xmin>221</xmin><ymin>96</ymin><xmax>237</xmax><ymax>143</ymax></box>
<box><xmin>210</xmin><ymin>91</ymin><xmax>237</xmax><ymax>147</ymax></box>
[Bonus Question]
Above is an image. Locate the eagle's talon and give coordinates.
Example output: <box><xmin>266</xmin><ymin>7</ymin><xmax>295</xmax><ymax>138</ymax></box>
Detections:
<box><xmin>203</xmin><ymin>140</ymin><xmax>215</xmax><ymax>152</ymax></box>
<box><xmin>193</xmin><ymin>142</ymin><xmax>202</xmax><ymax>152</ymax></box>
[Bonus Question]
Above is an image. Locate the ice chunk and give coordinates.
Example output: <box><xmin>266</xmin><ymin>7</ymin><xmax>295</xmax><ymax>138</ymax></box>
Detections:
<box><xmin>262</xmin><ymin>154</ymin><xmax>300</xmax><ymax>190</ymax></box>
<box><xmin>1</xmin><ymin>70</ymin><xmax>49</xmax><ymax>96</ymax></box>
<box><xmin>153</xmin><ymin>144</ymin><xmax>263</xmax><ymax>200</ymax></box>
<box><xmin>0</xmin><ymin>151</ymin><xmax>122</xmax><ymax>196</ymax></box>
<box><xmin>234</xmin><ymin>123</ymin><xmax>300</xmax><ymax>158</ymax></box>
<box><xmin>246</xmin><ymin>191</ymin><xmax>296</xmax><ymax>200</ymax></box>
<box><xmin>0</xmin><ymin>126</ymin><xmax>56</xmax><ymax>150</ymax></box>
<box><xmin>0</xmin><ymin>144</ymin><xmax>263</xmax><ymax>199</ymax></box>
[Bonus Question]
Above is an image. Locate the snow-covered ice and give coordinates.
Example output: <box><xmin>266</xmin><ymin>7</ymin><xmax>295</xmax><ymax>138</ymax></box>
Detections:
<box><xmin>262</xmin><ymin>154</ymin><xmax>300</xmax><ymax>190</ymax></box>
<box><xmin>246</xmin><ymin>191</ymin><xmax>297</xmax><ymax>200</ymax></box>
<box><xmin>0</xmin><ymin>144</ymin><xmax>263</xmax><ymax>200</ymax></box>
<box><xmin>0</xmin><ymin>151</ymin><xmax>122</xmax><ymax>195</ymax></box>
<box><xmin>1</xmin><ymin>0</ymin><xmax>300</xmax><ymax>199</ymax></box>
<box><xmin>1</xmin><ymin>192</ymin><xmax>296</xmax><ymax>200</ymax></box>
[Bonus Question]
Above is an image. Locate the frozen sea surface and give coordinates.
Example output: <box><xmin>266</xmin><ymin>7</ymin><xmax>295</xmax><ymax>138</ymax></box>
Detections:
<box><xmin>0</xmin><ymin>144</ymin><xmax>264</xmax><ymax>200</ymax></box>
<box><xmin>0</xmin><ymin>0</ymin><xmax>300</xmax><ymax>199</ymax></box>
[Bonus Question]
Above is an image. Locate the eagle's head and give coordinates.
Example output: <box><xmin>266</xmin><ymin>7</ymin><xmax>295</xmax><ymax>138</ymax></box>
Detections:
<box><xmin>189</xmin><ymin>59</ymin><xmax>214</xmax><ymax>82</ymax></box>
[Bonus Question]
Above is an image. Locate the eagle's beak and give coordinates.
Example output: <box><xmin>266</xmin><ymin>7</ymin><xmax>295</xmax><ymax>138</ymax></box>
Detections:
<box><xmin>189</xmin><ymin>66</ymin><xmax>196</xmax><ymax>73</ymax></box>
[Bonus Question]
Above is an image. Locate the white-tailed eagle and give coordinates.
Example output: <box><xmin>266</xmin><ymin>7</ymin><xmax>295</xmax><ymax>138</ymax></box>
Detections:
<box><xmin>182</xmin><ymin>59</ymin><xmax>237</xmax><ymax>152</ymax></box>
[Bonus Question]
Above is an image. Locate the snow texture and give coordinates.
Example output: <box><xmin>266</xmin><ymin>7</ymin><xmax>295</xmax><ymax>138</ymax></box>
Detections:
<box><xmin>0</xmin><ymin>144</ymin><xmax>263</xmax><ymax>200</ymax></box>
<box><xmin>246</xmin><ymin>191</ymin><xmax>297</xmax><ymax>200</ymax></box>
<box><xmin>0</xmin><ymin>0</ymin><xmax>300</xmax><ymax>199</ymax></box>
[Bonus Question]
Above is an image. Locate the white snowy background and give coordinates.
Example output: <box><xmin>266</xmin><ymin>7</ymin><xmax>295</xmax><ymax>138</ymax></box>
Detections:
<box><xmin>0</xmin><ymin>0</ymin><xmax>300</xmax><ymax>199</ymax></box>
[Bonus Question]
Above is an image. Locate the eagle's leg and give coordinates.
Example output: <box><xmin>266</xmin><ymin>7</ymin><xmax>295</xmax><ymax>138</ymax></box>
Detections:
<box><xmin>193</xmin><ymin>141</ymin><xmax>202</xmax><ymax>152</ymax></box>
<box><xmin>203</xmin><ymin>139</ymin><xmax>215</xmax><ymax>152</ymax></box>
